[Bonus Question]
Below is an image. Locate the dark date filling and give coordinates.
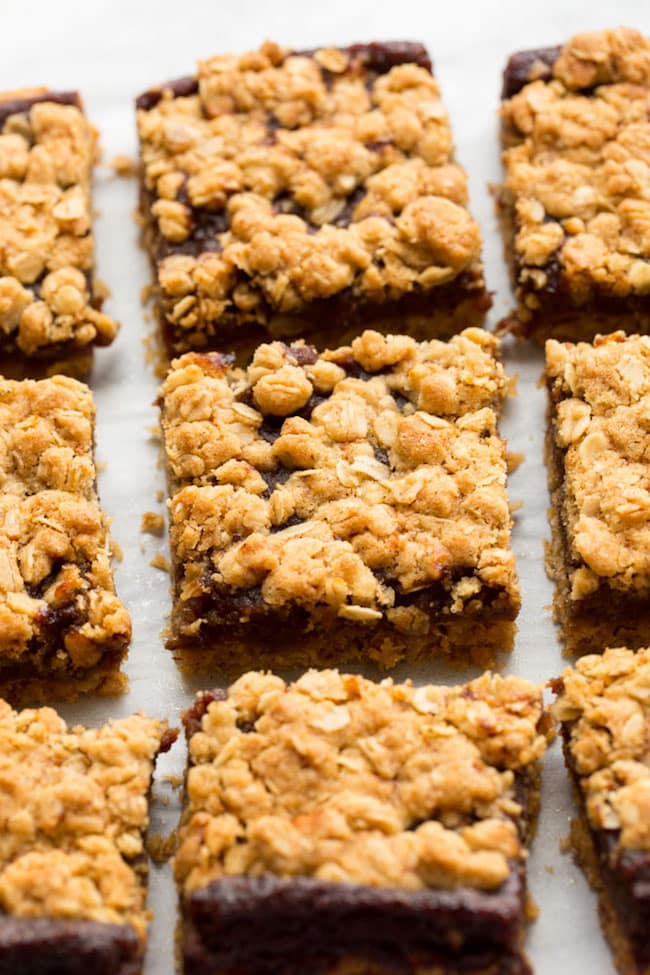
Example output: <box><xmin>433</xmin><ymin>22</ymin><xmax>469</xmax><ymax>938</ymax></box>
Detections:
<box><xmin>0</xmin><ymin>917</ymin><xmax>141</xmax><ymax>975</ymax></box>
<box><xmin>0</xmin><ymin>561</ymin><xmax>127</xmax><ymax>683</ymax></box>
<box><xmin>168</xmin><ymin>570</ymin><xmax>518</xmax><ymax>652</ymax></box>
<box><xmin>0</xmin><ymin>90</ymin><xmax>81</xmax><ymax>128</ymax></box>
<box><xmin>182</xmin><ymin>871</ymin><xmax>530</xmax><ymax>975</ymax></box>
<box><xmin>501</xmin><ymin>47</ymin><xmax>560</xmax><ymax>98</ymax></box>
<box><xmin>135</xmin><ymin>42</ymin><xmax>432</xmax><ymax>111</ymax></box>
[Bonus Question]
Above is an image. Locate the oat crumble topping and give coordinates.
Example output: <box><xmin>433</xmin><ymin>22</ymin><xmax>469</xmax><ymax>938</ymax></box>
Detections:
<box><xmin>501</xmin><ymin>28</ymin><xmax>650</xmax><ymax>309</ymax></box>
<box><xmin>0</xmin><ymin>90</ymin><xmax>118</xmax><ymax>358</ymax></box>
<box><xmin>545</xmin><ymin>332</ymin><xmax>650</xmax><ymax>599</ymax></box>
<box><xmin>137</xmin><ymin>42</ymin><xmax>484</xmax><ymax>340</ymax></box>
<box><xmin>161</xmin><ymin>329</ymin><xmax>519</xmax><ymax>634</ymax></box>
<box><xmin>0</xmin><ymin>703</ymin><xmax>171</xmax><ymax>937</ymax></box>
<box><xmin>176</xmin><ymin>669</ymin><xmax>551</xmax><ymax>895</ymax></box>
<box><xmin>553</xmin><ymin>646</ymin><xmax>650</xmax><ymax>851</ymax></box>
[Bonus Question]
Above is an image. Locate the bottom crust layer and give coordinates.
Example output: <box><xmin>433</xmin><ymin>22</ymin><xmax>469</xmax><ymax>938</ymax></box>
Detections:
<box><xmin>0</xmin><ymin>348</ymin><xmax>93</xmax><ymax>381</ymax></box>
<box><xmin>0</xmin><ymin>658</ymin><xmax>128</xmax><ymax>708</ymax></box>
<box><xmin>169</xmin><ymin>616</ymin><xmax>517</xmax><ymax>678</ymax></box>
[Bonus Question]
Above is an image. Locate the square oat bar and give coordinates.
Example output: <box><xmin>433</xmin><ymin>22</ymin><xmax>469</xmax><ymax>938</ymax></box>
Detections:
<box><xmin>552</xmin><ymin>647</ymin><xmax>650</xmax><ymax>975</ymax></box>
<box><xmin>176</xmin><ymin>669</ymin><xmax>553</xmax><ymax>975</ymax></box>
<box><xmin>498</xmin><ymin>28</ymin><xmax>650</xmax><ymax>343</ymax></box>
<box><xmin>544</xmin><ymin>332</ymin><xmax>650</xmax><ymax>656</ymax></box>
<box><xmin>0</xmin><ymin>700</ymin><xmax>176</xmax><ymax>975</ymax></box>
<box><xmin>160</xmin><ymin>328</ymin><xmax>519</xmax><ymax>672</ymax></box>
<box><xmin>0</xmin><ymin>375</ymin><xmax>131</xmax><ymax>703</ymax></box>
<box><xmin>136</xmin><ymin>41</ymin><xmax>490</xmax><ymax>360</ymax></box>
<box><xmin>0</xmin><ymin>89</ymin><xmax>119</xmax><ymax>378</ymax></box>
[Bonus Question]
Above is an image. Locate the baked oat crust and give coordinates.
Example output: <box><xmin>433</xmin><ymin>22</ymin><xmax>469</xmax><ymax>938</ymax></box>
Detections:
<box><xmin>176</xmin><ymin>669</ymin><xmax>552</xmax><ymax>975</ymax></box>
<box><xmin>0</xmin><ymin>375</ymin><xmax>131</xmax><ymax>703</ymax></box>
<box><xmin>160</xmin><ymin>328</ymin><xmax>520</xmax><ymax>670</ymax></box>
<box><xmin>553</xmin><ymin>647</ymin><xmax>650</xmax><ymax>975</ymax></box>
<box><xmin>136</xmin><ymin>41</ymin><xmax>489</xmax><ymax>357</ymax></box>
<box><xmin>544</xmin><ymin>332</ymin><xmax>650</xmax><ymax>655</ymax></box>
<box><xmin>0</xmin><ymin>89</ymin><xmax>118</xmax><ymax>373</ymax></box>
<box><xmin>0</xmin><ymin>701</ymin><xmax>176</xmax><ymax>973</ymax></box>
<box><xmin>498</xmin><ymin>28</ymin><xmax>650</xmax><ymax>342</ymax></box>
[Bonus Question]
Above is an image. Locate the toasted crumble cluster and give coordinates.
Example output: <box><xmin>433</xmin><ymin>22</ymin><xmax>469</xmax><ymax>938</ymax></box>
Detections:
<box><xmin>161</xmin><ymin>328</ymin><xmax>519</xmax><ymax>636</ymax></box>
<box><xmin>553</xmin><ymin>646</ymin><xmax>650</xmax><ymax>851</ymax></box>
<box><xmin>0</xmin><ymin>91</ymin><xmax>118</xmax><ymax>358</ymax></box>
<box><xmin>545</xmin><ymin>332</ymin><xmax>650</xmax><ymax>601</ymax></box>
<box><xmin>0</xmin><ymin>702</ymin><xmax>173</xmax><ymax>938</ymax></box>
<box><xmin>176</xmin><ymin>669</ymin><xmax>552</xmax><ymax>896</ymax></box>
<box><xmin>501</xmin><ymin>28</ymin><xmax>650</xmax><ymax>312</ymax></box>
<box><xmin>0</xmin><ymin>376</ymin><xmax>131</xmax><ymax>687</ymax></box>
<box><xmin>137</xmin><ymin>41</ymin><xmax>484</xmax><ymax>340</ymax></box>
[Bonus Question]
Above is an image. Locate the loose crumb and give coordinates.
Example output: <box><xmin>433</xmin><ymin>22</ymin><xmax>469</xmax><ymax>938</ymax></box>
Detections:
<box><xmin>141</xmin><ymin>511</ymin><xmax>165</xmax><ymax>535</ymax></box>
<box><xmin>560</xmin><ymin>835</ymin><xmax>572</xmax><ymax>853</ymax></box>
<box><xmin>163</xmin><ymin>774</ymin><xmax>183</xmax><ymax>789</ymax></box>
<box><xmin>509</xmin><ymin>500</ymin><xmax>524</xmax><ymax>514</ymax></box>
<box><xmin>156</xmin><ymin>489</ymin><xmax>165</xmax><ymax>503</ymax></box>
<box><xmin>140</xmin><ymin>284</ymin><xmax>152</xmax><ymax>306</ymax></box>
<box><xmin>94</xmin><ymin>279</ymin><xmax>111</xmax><ymax>301</ymax></box>
<box><xmin>507</xmin><ymin>451</ymin><xmax>525</xmax><ymax>473</ymax></box>
<box><xmin>147</xmin><ymin>832</ymin><xmax>178</xmax><ymax>864</ymax></box>
<box><xmin>111</xmin><ymin>540</ymin><xmax>124</xmax><ymax>562</ymax></box>
<box><xmin>150</xmin><ymin>552</ymin><xmax>171</xmax><ymax>573</ymax></box>
<box><xmin>111</xmin><ymin>154</ymin><xmax>138</xmax><ymax>176</ymax></box>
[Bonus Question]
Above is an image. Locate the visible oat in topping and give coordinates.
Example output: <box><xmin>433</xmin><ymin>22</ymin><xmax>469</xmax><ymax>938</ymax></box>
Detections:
<box><xmin>0</xmin><ymin>375</ymin><xmax>131</xmax><ymax>703</ymax></box>
<box><xmin>545</xmin><ymin>332</ymin><xmax>650</xmax><ymax>600</ymax></box>
<box><xmin>0</xmin><ymin>702</ymin><xmax>174</xmax><ymax>940</ymax></box>
<box><xmin>176</xmin><ymin>669</ymin><xmax>552</xmax><ymax>896</ymax></box>
<box><xmin>137</xmin><ymin>42</ymin><xmax>488</xmax><ymax>352</ymax></box>
<box><xmin>160</xmin><ymin>329</ymin><xmax>520</xmax><ymax>666</ymax></box>
<box><xmin>553</xmin><ymin>646</ymin><xmax>650</xmax><ymax>851</ymax></box>
<box><xmin>500</xmin><ymin>28</ymin><xmax>650</xmax><ymax>338</ymax></box>
<box><xmin>0</xmin><ymin>89</ymin><xmax>118</xmax><ymax>366</ymax></box>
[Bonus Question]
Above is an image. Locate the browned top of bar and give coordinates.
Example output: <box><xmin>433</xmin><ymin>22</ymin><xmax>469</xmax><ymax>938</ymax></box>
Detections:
<box><xmin>176</xmin><ymin>669</ymin><xmax>552</xmax><ymax>895</ymax></box>
<box><xmin>501</xmin><ymin>28</ymin><xmax>650</xmax><ymax>306</ymax></box>
<box><xmin>161</xmin><ymin>329</ymin><xmax>519</xmax><ymax>631</ymax></box>
<box><xmin>553</xmin><ymin>646</ymin><xmax>650</xmax><ymax>851</ymax></box>
<box><xmin>0</xmin><ymin>702</ymin><xmax>174</xmax><ymax>938</ymax></box>
<box><xmin>546</xmin><ymin>332</ymin><xmax>650</xmax><ymax>598</ymax></box>
<box><xmin>137</xmin><ymin>41</ymin><xmax>483</xmax><ymax>333</ymax></box>
<box><xmin>0</xmin><ymin>376</ymin><xmax>131</xmax><ymax>665</ymax></box>
<box><xmin>0</xmin><ymin>89</ymin><xmax>118</xmax><ymax>356</ymax></box>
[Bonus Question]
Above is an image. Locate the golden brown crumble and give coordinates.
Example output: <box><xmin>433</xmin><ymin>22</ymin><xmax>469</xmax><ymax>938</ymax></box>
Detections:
<box><xmin>137</xmin><ymin>42</ymin><xmax>485</xmax><ymax>345</ymax></box>
<box><xmin>553</xmin><ymin>646</ymin><xmax>650</xmax><ymax>851</ymax></box>
<box><xmin>0</xmin><ymin>376</ymin><xmax>131</xmax><ymax>701</ymax></box>
<box><xmin>0</xmin><ymin>702</ymin><xmax>173</xmax><ymax>938</ymax></box>
<box><xmin>160</xmin><ymin>329</ymin><xmax>519</xmax><ymax>643</ymax></box>
<box><xmin>140</xmin><ymin>511</ymin><xmax>165</xmax><ymax>535</ymax></box>
<box><xmin>0</xmin><ymin>90</ymin><xmax>118</xmax><ymax>360</ymax></box>
<box><xmin>175</xmin><ymin>669</ymin><xmax>552</xmax><ymax>895</ymax></box>
<box><xmin>501</xmin><ymin>28</ymin><xmax>650</xmax><ymax>318</ymax></box>
<box><xmin>545</xmin><ymin>332</ymin><xmax>650</xmax><ymax>599</ymax></box>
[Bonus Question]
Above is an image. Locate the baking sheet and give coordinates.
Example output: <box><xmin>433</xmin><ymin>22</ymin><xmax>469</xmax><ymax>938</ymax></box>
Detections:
<box><xmin>3</xmin><ymin>1</ymin><xmax>645</xmax><ymax>971</ymax></box>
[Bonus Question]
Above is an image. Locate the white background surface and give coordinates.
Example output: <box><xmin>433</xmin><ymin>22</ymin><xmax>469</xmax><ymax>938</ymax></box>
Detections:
<box><xmin>3</xmin><ymin>2</ymin><xmax>650</xmax><ymax>971</ymax></box>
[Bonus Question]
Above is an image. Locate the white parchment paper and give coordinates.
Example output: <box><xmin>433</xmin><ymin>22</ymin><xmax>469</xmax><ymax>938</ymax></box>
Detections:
<box><xmin>4</xmin><ymin>2</ymin><xmax>648</xmax><ymax>971</ymax></box>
